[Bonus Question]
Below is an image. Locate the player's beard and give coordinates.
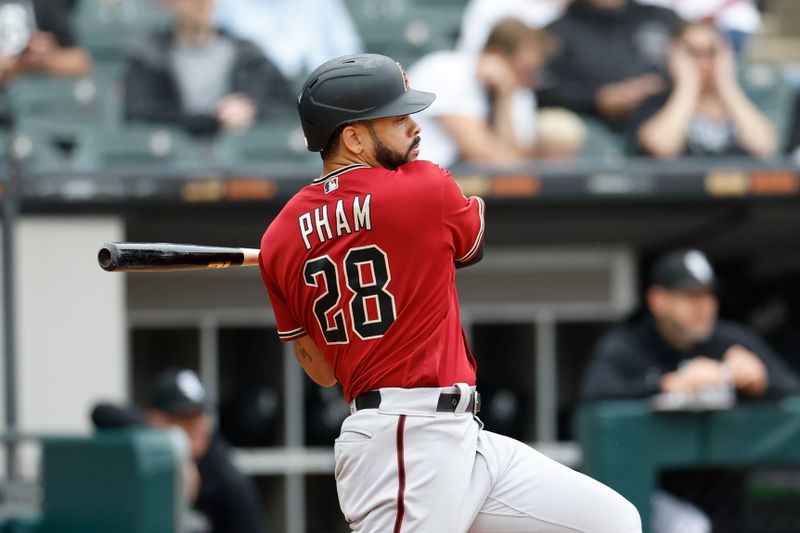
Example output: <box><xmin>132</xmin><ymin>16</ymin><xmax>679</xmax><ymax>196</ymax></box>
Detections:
<box><xmin>367</xmin><ymin>124</ymin><xmax>420</xmax><ymax>170</ymax></box>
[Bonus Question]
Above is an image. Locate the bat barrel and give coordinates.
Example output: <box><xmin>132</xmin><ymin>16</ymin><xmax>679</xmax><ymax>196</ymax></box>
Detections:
<box><xmin>98</xmin><ymin>242</ymin><xmax>259</xmax><ymax>272</ymax></box>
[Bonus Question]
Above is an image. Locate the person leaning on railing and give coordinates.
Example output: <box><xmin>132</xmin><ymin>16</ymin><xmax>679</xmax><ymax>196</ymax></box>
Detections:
<box><xmin>580</xmin><ymin>248</ymin><xmax>800</xmax><ymax>533</ymax></box>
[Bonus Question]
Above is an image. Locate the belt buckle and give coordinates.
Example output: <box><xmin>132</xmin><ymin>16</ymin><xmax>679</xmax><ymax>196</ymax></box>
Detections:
<box><xmin>472</xmin><ymin>390</ymin><xmax>481</xmax><ymax>414</ymax></box>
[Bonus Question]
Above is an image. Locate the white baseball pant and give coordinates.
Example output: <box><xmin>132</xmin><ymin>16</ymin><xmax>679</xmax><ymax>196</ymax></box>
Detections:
<box><xmin>334</xmin><ymin>384</ymin><xmax>642</xmax><ymax>533</ymax></box>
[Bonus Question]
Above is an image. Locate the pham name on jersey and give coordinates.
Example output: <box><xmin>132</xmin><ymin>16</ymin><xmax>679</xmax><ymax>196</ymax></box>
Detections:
<box><xmin>298</xmin><ymin>194</ymin><xmax>372</xmax><ymax>250</ymax></box>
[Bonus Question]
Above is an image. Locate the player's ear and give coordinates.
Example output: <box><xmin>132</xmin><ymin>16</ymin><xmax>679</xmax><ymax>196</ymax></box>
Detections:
<box><xmin>341</xmin><ymin>124</ymin><xmax>365</xmax><ymax>155</ymax></box>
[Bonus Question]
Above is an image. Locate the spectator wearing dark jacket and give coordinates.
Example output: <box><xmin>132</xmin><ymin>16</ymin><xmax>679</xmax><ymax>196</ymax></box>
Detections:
<box><xmin>581</xmin><ymin>249</ymin><xmax>800</xmax><ymax>402</ymax></box>
<box><xmin>581</xmin><ymin>250</ymin><xmax>800</xmax><ymax>533</ymax></box>
<box><xmin>92</xmin><ymin>369</ymin><xmax>267</xmax><ymax>533</ymax></box>
<box><xmin>123</xmin><ymin>0</ymin><xmax>294</xmax><ymax>137</ymax></box>
<box><xmin>538</xmin><ymin>0</ymin><xmax>682</xmax><ymax>130</ymax></box>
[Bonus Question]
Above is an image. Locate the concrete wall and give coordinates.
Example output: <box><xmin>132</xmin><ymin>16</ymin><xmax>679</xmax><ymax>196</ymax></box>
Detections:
<box><xmin>0</xmin><ymin>216</ymin><xmax>126</xmax><ymax>478</ymax></box>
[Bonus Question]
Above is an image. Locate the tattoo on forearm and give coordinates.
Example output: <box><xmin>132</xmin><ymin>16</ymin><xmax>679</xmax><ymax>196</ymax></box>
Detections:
<box><xmin>296</xmin><ymin>346</ymin><xmax>313</xmax><ymax>362</ymax></box>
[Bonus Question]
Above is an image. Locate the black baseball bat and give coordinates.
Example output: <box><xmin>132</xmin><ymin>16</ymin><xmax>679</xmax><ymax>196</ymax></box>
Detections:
<box><xmin>98</xmin><ymin>242</ymin><xmax>260</xmax><ymax>272</ymax></box>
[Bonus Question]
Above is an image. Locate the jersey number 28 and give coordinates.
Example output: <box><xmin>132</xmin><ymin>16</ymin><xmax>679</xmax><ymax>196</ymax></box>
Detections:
<box><xmin>303</xmin><ymin>245</ymin><xmax>396</xmax><ymax>344</ymax></box>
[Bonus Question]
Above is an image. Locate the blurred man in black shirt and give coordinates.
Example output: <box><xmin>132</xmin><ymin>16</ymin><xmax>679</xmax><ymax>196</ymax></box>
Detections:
<box><xmin>146</xmin><ymin>369</ymin><xmax>265</xmax><ymax>533</ymax></box>
<box><xmin>582</xmin><ymin>249</ymin><xmax>800</xmax><ymax>402</ymax></box>
<box><xmin>581</xmin><ymin>249</ymin><xmax>800</xmax><ymax>533</ymax></box>
<box><xmin>93</xmin><ymin>369</ymin><xmax>265</xmax><ymax>533</ymax></box>
<box><xmin>538</xmin><ymin>0</ymin><xmax>681</xmax><ymax>130</ymax></box>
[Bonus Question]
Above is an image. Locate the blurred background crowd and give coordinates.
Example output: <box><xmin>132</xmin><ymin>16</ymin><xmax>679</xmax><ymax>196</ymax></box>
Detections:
<box><xmin>0</xmin><ymin>0</ymin><xmax>797</xmax><ymax>169</ymax></box>
<box><xmin>2</xmin><ymin>1</ymin><xmax>800</xmax><ymax>533</ymax></box>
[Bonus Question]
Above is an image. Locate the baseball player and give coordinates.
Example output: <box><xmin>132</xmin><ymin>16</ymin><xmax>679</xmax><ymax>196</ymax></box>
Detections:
<box><xmin>258</xmin><ymin>53</ymin><xmax>641</xmax><ymax>532</ymax></box>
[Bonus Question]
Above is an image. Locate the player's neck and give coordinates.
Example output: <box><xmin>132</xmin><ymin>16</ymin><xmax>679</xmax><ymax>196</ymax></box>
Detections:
<box><xmin>320</xmin><ymin>153</ymin><xmax>374</xmax><ymax>178</ymax></box>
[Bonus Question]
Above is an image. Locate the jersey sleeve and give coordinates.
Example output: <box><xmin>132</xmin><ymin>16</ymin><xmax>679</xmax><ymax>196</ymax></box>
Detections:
<box><xmin>439</xmin><ymin>167</ymin><xmax>485</xmax><ymax>264</ymax></box>
<box><xmin>258</xmin><ymin>253</ymin><xmax>306</xmax><ymax>342</ymax></box>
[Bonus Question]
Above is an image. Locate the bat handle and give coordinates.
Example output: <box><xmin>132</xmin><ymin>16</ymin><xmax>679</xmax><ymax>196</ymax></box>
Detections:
<box><xmin>242</xmin><ymin>248</ymin><xmax>260</xmax><ymax>267</ymax></box>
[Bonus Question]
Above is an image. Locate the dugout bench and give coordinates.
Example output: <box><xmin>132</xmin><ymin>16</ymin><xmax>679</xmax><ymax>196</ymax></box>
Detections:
<box><xmin>576</xmin><ymin>397</ymin><xmax>800</xmax><ymax>532</ymax></box>
<box><xmin>0</xmin><ymin>429</ymin><xmax>185</xmax><ymax>533</ymax></box>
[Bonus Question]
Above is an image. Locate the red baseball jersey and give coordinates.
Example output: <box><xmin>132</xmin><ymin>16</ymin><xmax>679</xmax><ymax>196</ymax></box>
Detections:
<box><xmin>259</xmin><ymin>160</ymin><xmax>485</xmax><ymax>402</ymax></box>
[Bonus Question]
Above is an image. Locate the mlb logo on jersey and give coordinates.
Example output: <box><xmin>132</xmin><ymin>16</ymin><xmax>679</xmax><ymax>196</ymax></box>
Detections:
<box><xmin>324</xmin><ymin>177</ymin><xmax>339</xmax><ymax>194</ymax></box>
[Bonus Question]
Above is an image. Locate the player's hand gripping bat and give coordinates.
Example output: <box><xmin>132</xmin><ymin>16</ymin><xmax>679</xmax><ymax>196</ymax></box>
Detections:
<box><xmin>98</xmin><ymin>242</ymin><xmax>260</xmax><ymax>272</ymax></box>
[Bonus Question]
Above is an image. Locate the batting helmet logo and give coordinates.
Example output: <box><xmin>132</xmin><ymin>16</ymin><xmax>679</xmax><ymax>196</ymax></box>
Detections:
<box><xmin>396</xmin><ymin>62</ymin><xmax>410</xmax><ymax>92</ymax></box>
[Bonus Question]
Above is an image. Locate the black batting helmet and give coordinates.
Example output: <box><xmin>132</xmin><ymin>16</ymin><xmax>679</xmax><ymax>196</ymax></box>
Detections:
<box><xmin>297</xmin><ymin>54</ymin><xmax>436</xmax><ymax>152</ymax></box>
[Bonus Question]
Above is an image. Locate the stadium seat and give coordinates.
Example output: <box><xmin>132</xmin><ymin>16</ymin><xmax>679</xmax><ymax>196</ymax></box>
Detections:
<box><xmin>38</xmin><ymin>430</ymin><xmax>185</xmax><ymax>533</ymax></box>
<box><xmin>578</xmin><ymin>116</ymin><xmax>627</xmax><ymax>161</ymax></box>
<box><xmin>344</xmin><ymin>0</ymin><xmax>456</xmax><ymax>67</ymax></box>
<box><xmin>213</xmin><ymin>120</ymin><xmax>316</xmax><ymax>165</ymax></box>
<box><xmin>91</xmin><ymin>124</ymin><xmax>201</xmax><ymax>169</ymax></box>
<box><xmin>73</xmin><ymin>0</ymin><xmax>172</xmax><ymax>63</ymax></box>
<box><xmin>5</xmin><ymin>75</ymin><xmax>120</xmax><ymax>129</ymax></box>
<box><xmin>740</xmin><ymin>62</ymin><xmax>795</xmax><ymax>151</ymax></box>
<box><xmin>0</xmin><ymin>129</ymin><xmax>11</xmax><ymax>163</ymax></box>
<box><xmin>10</xmin><ymin>119</ymin><xmax>97</xmax><ymax>173</ymax></box>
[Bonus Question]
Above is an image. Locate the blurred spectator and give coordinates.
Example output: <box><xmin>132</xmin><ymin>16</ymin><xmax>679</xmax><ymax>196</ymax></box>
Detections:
<box><xmin>409</xmin><ymin>18</ymin><xmax>553</xmax><ymax>167</ymax></box>
<box><xmin>93</xmin><ymin>369</ymin><xmax>265</xmax><ymax>533</ymax></box>
<box><xmin>788</xmin><ymin>93</ymin><xmax>800</xmax><ymax>159</ymax></box>
<box><xmin>581</xmin><ymin>249</ymin><xmax>800</xmax><ymax>533</ymax></box>
<box><xmin>535</xmin><ymin>107</ymin><xmax>587</xmax><ymax>161</ymax></box>
<box><xmin>123</xmin><ymin>0</ymin><xmax>294</xmax><ymax>138</ymax></box>
<box><xmin>0</xmin><ymin>0</ymin><xmax>92</xmax><ymax>82</ymax></box>
<box><xmin>636</xmin><ymin>22</ymin><xmax>777</xmax><ymax>159</ymax></box>
<box><xmin>146</xmin><ymin>369</ymin><xmax>265</xmax><ymax>533</ymax></box>
<box><xmin>637</xmin><ymin>0</ymin><xmax>761</xmax><ymax>53</ymax></box>
<box><xmin>458</xmin><ymin>0</ymin><xmax>571</xmax><ymax>54</ymax></box>
<box><xmin>538</xmin><ymin>0</ymin><xmax>681</xmax><ymax>130</ymax></box>
<box><xmin>91</xmin><ymin>402</ymin><xmax>208</xmax><ymax>532</ymax></box>
<box><xmin>581</xmin><ymin>249</ymin><xmax>800</xmax><ymax>403</ymax></box>
<box><xmin>214</xmin><ymin>0</ymin><xmax>362</xmax><ymax>80</ymax></box>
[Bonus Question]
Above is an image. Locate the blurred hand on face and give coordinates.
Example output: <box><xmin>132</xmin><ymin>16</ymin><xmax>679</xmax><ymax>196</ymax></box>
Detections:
<box><xmin>476</xmin><ymin>53</ymin><xmax>518</xmax><ymax>97</ymax></box>
<box><xmin>668</xmin><ymin>43</ymin><xmax>701</xmax><ymax>90</ymax></box>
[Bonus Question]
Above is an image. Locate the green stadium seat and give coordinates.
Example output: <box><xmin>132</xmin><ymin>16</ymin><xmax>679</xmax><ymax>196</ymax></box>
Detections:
<box><xmin>6</xmin><ymin>75</ymin><xmax>120</xmax><ymax>129</ymax></box>
<box><xmin>10</xmin><ymin>119</ymin><xmax>97</xmax><ymax>173</ymax></box>
<box><xmin>740</xmin><ymin>62</ymin><xmax>794</xmax><ymax>151</ymax></box>
<box><xmin>213</xmin><ymin>120</ymin><xmax>316</xmax><ymax>165</ymax></box>
<box><xmin>39</xmin><ymin>430</ymin><xmax>185</xmax><ymax>533</ymax></box>
<box><xmin>74</xmin><ymin>0</ymin><xmax>172</xmax><ymax>62</ymax></box>
<box><xmin>405</xmin><ymin>3</ymin><xmax>464</xmax><ymax>47</ymax></box>
<box><xmin>344</xmin><ymin>0</ymin><xmax>456</xmax><ymax>67</ymax></box>
<box><xmin>0</xmin><ymin>430</ymin><xmax>185</xmax><ymax>533</ymax></box>
<box><xmin>0</xmin><ymin>129</ymin><xmax>11</xmax><ymax>163</ymax></box>
<box><xmin>0</xmin><ymin>515</ymin><xmax>40</xmax><ymax>533</ymax></box>
<box><xmin>91</xmin><ymin>124</ymin><xmax>201</xmax><ymax>169</ymax></box>
<box><xmin>578</xmin><ymin>116</ymin><xmax>627</xmax><ymax>161</ymax></box>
